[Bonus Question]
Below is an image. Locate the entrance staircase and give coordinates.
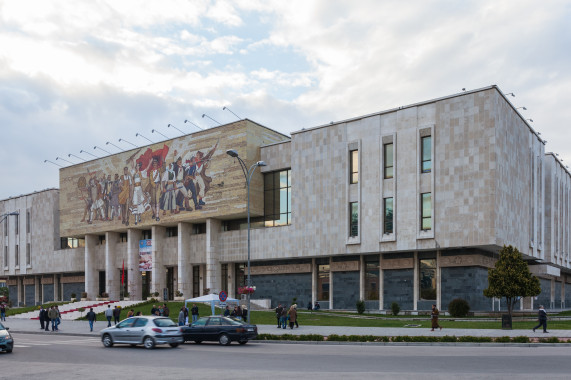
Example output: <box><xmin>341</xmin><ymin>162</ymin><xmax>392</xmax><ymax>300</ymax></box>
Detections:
<box><xmin>19</xmin><ymin>300</ymin><xmax>145</xmax><ymax>320</ymax></box>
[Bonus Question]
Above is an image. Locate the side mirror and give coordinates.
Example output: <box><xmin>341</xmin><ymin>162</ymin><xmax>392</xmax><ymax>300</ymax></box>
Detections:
<box><xmin>5</xmin><ymin>327</ymin><xmax>9</xmax><ymax>330</ymax></box>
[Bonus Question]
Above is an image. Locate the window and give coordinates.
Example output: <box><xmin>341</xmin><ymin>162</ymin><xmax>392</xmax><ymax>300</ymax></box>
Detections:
<box><xmin>383</xmin><ymin>143</ymin><xmax>393</xmax><ymax>179</ymax></box>
<box><xmin>349</xmin><ymin>202</ymin><xmax>359</xmax><ymax>237</ymax></box>
<box><xmin>235</xmin><ymin>264</ymin><xmax>246</xmax><ymax>291</ymax></box>
<box><xmin>14</xmin><ymin>214</ymin><xmax>18</xmax><ymax>235</ymax></box>
<box><xmin>421</xmin><ymin>136</ymin><xmax>432</xmax><ymax>173</ymax></box>
<box><xmin>419</xmin><ymin>258</ymin><xmax>436</xmax><ymax>300</ymax></box>
<box><xmin>26</xmin><ymin>243</ymin><xmax>31</xmax><ymax>266</ymax></box>
<box><xmin>166</xmin><ymin>227</ymin><xmax>178</xmax><ymax>237</ymax></box>
<box><xmin>142</xmin><ymin>230</ymin><xmax>152</xmax><ymax>240</ymax></box>
<box><xmin>192</xmin><ymin>224</ymin><xmax>206</xmax><ymax>235</ymax></box>
<box><xmin>119</xmin><ymin>233</ymin><xmax>128</xmax><ymax>243</ymax></box>
<box><xmin>3</xmin><ymin>246</ymin><xmax>7</xmax><ymax>267</ymax></box>
<box><xmin>26</xmin><ymin>211</ymin><xmax>30</xmax><ymax>234</ymax></box>
<box><xmin>318</xmin><ymin>263</ymin><xmax>330</xmax><ymax>301</ymax></box>
<box><xmin>350</xmin><ymin>150</ymin><xmax>359</xmax><ymax>184</ymax></box>
<box><xmin>3</xmin><ymin>219</ymin><xmax>6</xmax><ymax>236</ymax></box>
<box><xmin>97</xmin><ymin>235</ymin><xmax>106</xmax><ymax>245</ymax></box>
<box><xmin>15</xmin><ymin>244</ymin><xmax>19</xmax><ymax>267</ymax></box>
<box><xmin>421</xmin><ymin>193</ymin><xmax>432</xmax><ymax>230</ymax></box>
<box><xmin>61</xmin><ymin>237</ymin><xmax>86</xmax><ymax>249</ymax></box>
<box><xmin>365</xmin><ymin>256</ymin><xmax>379</xmax><ymax>300</ymax></box>
<box><xmin>264</xmin><ymin>169</ymin><xmax>291</xmax><ymax>227</ymax></box>
<box><xmin>383</xmin><ymin>197</ymin><xmax>393</xmax><ymax>234</ymax></box>
<box><xmin>221</xmin><ymin>263</ymin><xmax>228</xmax><ymax>293</ymax></box>
<box><xmin>222</xmin><ymin>218</ymin><xmax>264</xmax><ymax>231</ymax></box>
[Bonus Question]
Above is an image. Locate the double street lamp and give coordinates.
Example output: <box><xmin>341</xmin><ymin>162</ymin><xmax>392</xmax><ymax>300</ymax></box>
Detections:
<box><xmin>226</xmin><ymin>149</ymin><xmax>266</xmax><ymax>323</ymax></box>
<box><xmin>0</xmin><ymin>212</ymin><xmax>19</xmax><ymax>225</ymax></box>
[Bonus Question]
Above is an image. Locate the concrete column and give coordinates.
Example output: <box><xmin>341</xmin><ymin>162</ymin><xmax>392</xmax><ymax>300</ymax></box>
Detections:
<box><xmin>17</xmin><ymin>277</ymin><xmax>23</xmax><ymax>306</ymax></box>
<box><xmin>152</xmin><ymin>226</ymin><xmax>166</xmax><ymax>301</ymax></box>
<box><xmin>205</xmin><ymin>218</ymin><xmax>221</xmax><ymax>294</ymax></box>
<box><xmin>105</xmin><ymin>231</ymin><xmax>119</xmax><ymax>300</ymax></box>
<box><xmin>359</xmin><ymin>255</ymin><xmax>365</xmax><ymax>301</ymax></box>
<box><xmin>178</xmin><ymin>222</ymin><xmax>192</xmax><ymax>299</ymax></box>
<box><xmin>84</xmin><ymin>234</ymin><xmax>98</xmax><ymax>300</ymax></box>
<box><xmin>329</xmin><ymin>270</ymin><xmax>334</xmax><ymax>310</ymax></box>
<box><xmin>35</xmin><ymin>276</ymin><xmax>40</xmax><ymax>305</ymax></box>
<box><xmin>311</xmin><ymin>258</ymin><xmax>316</xmax><ymax>307</ymax></box>
<box><xmin>127</xmin><ymin>229</ymin><xmax>142</xmax><ymax>300</ymax></box>
<box><xmin>199</xmin><ymin>265</ymin><xmax>205</xmax><ymax>295</ymax></box>
<box><xmin>436</xmin><ymin>250</ymin><xmax>441</xmax><ymax>311</ymax></box>
<box><xmin>413</xmin><ymin>251</ymin><xmax>418</xmax><ymax>311</ymax></box>
<box><xmin>551</xmin><ymin>278</ymin><xmax>555</xmax><ymax>309</ymax></box>
<box><xmin>228</xmin><ymin>263</ymin><xmax>235</xmax><ymax>298</ymax></box>
<box><xmin>53</xmin><ymin>274</ymin><xmax>60</xmax><ymax>301</ymax></box>
<box><xmin>379</xmin><ymin>254</ymin><xmax>384</xmax><ymax>311</ymax></box>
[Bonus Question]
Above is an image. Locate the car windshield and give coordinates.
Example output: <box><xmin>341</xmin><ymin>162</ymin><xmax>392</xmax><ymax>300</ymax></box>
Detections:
<box><xmin>154</xmin><ymin>318</ymin><xmax>177</xmax><ymax>327</ymax></box>
<box><xmin>222</xmin><ymin>317</ymin><xmax>246</xmax><ymax>325</ymax></box>
<box><xmin>192</xmin><ymin>318</ymin><xmax>207</xmax><ymax>327</ymax></box>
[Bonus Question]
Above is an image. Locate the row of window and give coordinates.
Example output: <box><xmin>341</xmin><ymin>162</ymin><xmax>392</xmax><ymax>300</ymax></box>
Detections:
<box><xmin>3</xmin><ymin>211</ymin><xmax>32</xmax><ymax>237</ymax></box>
<box><xmin>349</xmin><ymin>192</ymin><xmax>432</xmax><ymax>238</ymax></box>
<box><xmin>3</xmin><ymin>243</ymin><xmax>31</xmax><ymax>268</ymax></box>
<box><xmin>349</xmin><ymin>136</ymin><xmax>432</xmax><ymax>184</ymax></box>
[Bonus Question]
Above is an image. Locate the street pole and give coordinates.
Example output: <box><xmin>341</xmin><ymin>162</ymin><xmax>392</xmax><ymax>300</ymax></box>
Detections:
<box><xmin>226</xmin><ymin>149</ymin><xmax>266</xmax><ymax>324</ymax></box>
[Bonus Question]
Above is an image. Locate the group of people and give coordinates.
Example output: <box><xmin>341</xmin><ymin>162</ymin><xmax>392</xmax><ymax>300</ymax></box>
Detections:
<box><xmin>150</xmin><ymin>304</ymin><xmax>170</xmax><ymax>317</ymax></box>
<box><xmin>77</xmin><ymin>142</ymin><xmax>218</xmax><ymax>226</ymax></box>
<box><xmin>275</xmin><ymin>304</ymin><xmax>298</xmax><ymax>329</ymax></box>
<box><xmin>177</xmin><ymin>303</ymin><xmax>200</xmax><ymax>326</ymax></box>
<box><xmin>222</xmin><ymin>305</ymin><xmax>248</xmax><ymax>321</ymax></box>
<box><xmin>38</xmin><ymin>306</ymin><xmax>62</xmax><ymax>331</ymax></box>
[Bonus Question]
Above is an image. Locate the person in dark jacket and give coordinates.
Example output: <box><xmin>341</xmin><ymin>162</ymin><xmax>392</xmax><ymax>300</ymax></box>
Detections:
<box><xmin>191</xmin><ymin>303</ymin><xmax>199</xmax><ymax>322</ymax></box>
<box><xmin>39</xmin><ymin>306</ymin><xmax>45</xmax><ymax>330</ymax></box>
<box><xmin>86</xmin><ymin>308</ymin><xmax>97</xmax><ymax>332</ymax></box>
<box><xmin>223</xmin><ymin>305</ymin><xmax>230</xmax><ymax>317</ymax></box>
<box><xmin>533</xmin><ymin>305</ymin><xmax>548</xmax><ymax>333</ymax></box>
<box><xmin>113</xmin><ymin>306</ymin><xmax>121</xmax><ymax>324</ymax></box>
<box><xmin>162</xmin><ymin>304</ymin><xmax>169</xmax><ymax>317</ymax></box>
<box><xmin>44</xmin><ymin>307</ymin><xmax>51</xmax><ymax>331</ymax></box>
<box><xmin>275</xmin><ymin>304</ymin><xmax>283</xmax><ymax>328</ymax></box>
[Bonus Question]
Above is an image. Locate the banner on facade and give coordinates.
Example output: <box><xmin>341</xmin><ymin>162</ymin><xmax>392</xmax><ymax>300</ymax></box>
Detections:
<box><xmin>139</xmin><ymin>239</ymin><xmax>152</xmax><ymax>271</ymax></box>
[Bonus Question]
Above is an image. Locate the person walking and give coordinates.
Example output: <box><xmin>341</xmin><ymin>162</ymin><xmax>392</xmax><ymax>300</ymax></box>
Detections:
<box><xmin>178</xmin><ymin>307</ymin><xmax>186</xmax><ymax>326</ymax></box>
<box><xmin>104</xmin><ymin>305</ymin><xmax>113</xmax><ymax>327</ymax></box>
<box><xmin>48</xmin><ymin>306</ymin><xmax>59</xmax><ymax>331</ymax></box>
<box><xmin>55</xmin><ymin>306</ymin><xmax>61</xmax><ymax>330</ymax></box>
<box><xmin>533</xmin><ymin>305</ymin><xmax>548</xmax><ymax>333</ymax></box>
<box><xmin>223</xmin><ymin>305</ymin><xmax>230</xmax><ymax>317</ymax></box>
<box><xmin>288</xmin><ymin>305</ymin><xmax>297</xmax><ymax>329</ymax></box>
<box><xmin>191</xmin><ymin>303</ymin><xmax>199</xmax><ymax>322</ymax></box>
<box><xmin>44</xmin><ymin>307</ymin><xmax>51</xmax><ymax>331</ymax></box>
<box><xmin>275</xmin><ymin>304</ymin><xmax>283</xmax><ymax>328</ymax></box>
<box><xmin>86</xmin><ymin>308</ymin><xmax>97</xmax><ymax>332</ymax></box>
<box><xmin>38</xmin><ymin>306</ymin><xmax>45</xmax><ymax>329</ymax></box>
<box><xmin>236</xmin><ymin>305</ymin><xmax>243</xmax><ymax>321</ymax></box>
<box><xmin>113</xmin><ymin>306</ymin><xmax>121</xmax><ymax>324</ymax></box>
<box><xmin>430</xmin><ymin>304</ymin><xmax>442</xmax><ymax>331</ymax></box>
<box><xmin>280</xmin><ymin>306</ymin><xmax>288</xmax><ymax>329</ymax></box>
<box><xmin>0</xmin><ymin>303</ymin><xmax>6</xmax><ymax>321</ymax></box>
<box><xmin>293</xmin><ymin>304</ymin><xmax>299</xmax><ymax>328</ymax></box>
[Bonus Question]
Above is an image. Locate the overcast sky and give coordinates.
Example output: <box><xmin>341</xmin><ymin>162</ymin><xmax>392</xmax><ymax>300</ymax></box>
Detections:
<box><xmin>1</xmin><ymin>0</ymin><xmax>570</xmax><ymax>200</ymax></box>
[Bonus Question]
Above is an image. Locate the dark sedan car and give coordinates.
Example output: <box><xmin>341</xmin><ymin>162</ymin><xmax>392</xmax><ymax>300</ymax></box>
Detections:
<box><xmin>181</xmin><ymin>316</ymin><xmax>258</xmax><ymax>345</ymax></box>
<box><xmin>0</xmin><ymin>322</ymin><xmax>14</xmax><ymax>353</ymax></box>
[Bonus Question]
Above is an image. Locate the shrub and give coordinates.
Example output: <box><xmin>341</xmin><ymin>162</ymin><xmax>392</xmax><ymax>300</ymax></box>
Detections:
<box><xmin>511</xmin><ymin>336</ymin><xmax>530</xmax><ymax>343</ymax></box>
<box><xmin>391</xmin><ymin>302</ymin><xmax>400</xmax><ymax>316</ymax></box>
<box><xmin>81</xmin><ymin>292</ymin><xmax>87</xmax><ymax>298</ymax></box>
<box><xmin>356</xmin><ymin>299</ymin><xmax>366</xmax><ymax>314</ymax></box>
<box><xmin>448</xmin><ymin>298</ymin><xmax>470</xmax><ymax>317</ymax></box>
<box><xmin>70</xmin><ymin>293</ymin><xmax>77</xmax><ymax>299</ymax></box>
<box><xmin>494</xmin><ymin>336</ymin><xmax>511</xmax><ymax>343</ymax></box>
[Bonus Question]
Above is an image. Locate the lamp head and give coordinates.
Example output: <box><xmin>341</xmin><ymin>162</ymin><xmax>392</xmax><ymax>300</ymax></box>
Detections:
<box><xmin>136</xmin><ymin>133</ymin><xmax>140</xmax><ymax>137</ymax></box>
<box><xmin>223</xmin><ymin>106</ymin><xmax>227</xmax><ymax>110</ymax></box>
<box><xmin>93</xmin><ymin>146</ymin><xmax>97</xmax><ymax>149</ymax></box>
<box><xmin>257</xmin><ymin>161</ymin><xmax>267</xmax><ymax>167</ymax></box>
<box><xmin>184</xmin><ymin>119</ymin><xmax>189</xmax><ymax>123</ymax></box>
<box><xmin>168</xmin><ymin>124</ymin><xmax>173</xmax><ymax>127</ymax></box>
<box><xmin>226</xmin><ymin>149</ymin><xmax>239</xmax><ymax>158</ymax></box>
<box><xmin>151</xmin><ymin>129</ymin><xmax>156</xmax><ymax>133</ymax></box>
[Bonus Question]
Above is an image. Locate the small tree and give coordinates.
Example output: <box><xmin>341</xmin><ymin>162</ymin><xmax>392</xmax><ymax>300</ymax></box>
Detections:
<box><xmin>391</xmin><ymin>302</ymin><xmax>400</xmax><ymax>316</ymax></box>
<box><xmin>483</xmin><ymin>245</ymin><xmax>541</xmax><ymax>316</ymax></box>
<box><xmin>356</xmin><ymin>299</ymin><xmax>366</xmax><ymax>314</ymax></box>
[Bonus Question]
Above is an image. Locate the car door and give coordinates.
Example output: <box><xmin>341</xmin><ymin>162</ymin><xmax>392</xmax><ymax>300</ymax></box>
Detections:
<box><xmin>185</xmin><ymin>317</ymin><xmax>207</xmax><ymax>341</ymax></box>
<box><xmin>205</xmin><ymin>317</ymin><xmax>222</xmax><ymax>340</ymax></box>
<box><xmin>128</xmin><ymin>317</ymin><xmax>149</xmax><ymax>343</ymax></box>
<box><xmin>112</xmin><ymin>318</ymin><xmax>135</xmax><ymax>343</ymax></box>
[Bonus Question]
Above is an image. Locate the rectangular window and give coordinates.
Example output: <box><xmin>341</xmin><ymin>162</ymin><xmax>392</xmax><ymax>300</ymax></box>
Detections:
<box><xmin>26</xmin><ymin>211</ymin><xmax>30</xmax><ymax>234</ymax></box>
<box><xmin>383</xmin><ymin>197</ymin><xmax>394</xmax><ymax>234</ymax></box>
<box><xmin>3</xmin><ymin>219</ymin><xmax>7</xmax><ymax>236</ymax></box>
<box><xmin>15</xmin><ymin>244</ymin><xmax>19</xmax><ymax>266</ymax></box>
<box><xmin>97</xmin><ymin>235</ymin><xmax>106</xmax><ymax>245</ymax></box>
<box><xmin>365</xmin><ymin>256</ymin><xmax>380</xmax><ymax>301</ymax></box>
<box><xmin>421</xmin><ymin>193</ymin><xmax>432</xmax><ymax>230</ymax></box>
<box><xmin>264</xmin><ymin>169</ymin><xmax>291</xmax><ymax>227</ymax></box>
<box><xmin>119</xmin><ymin>233</ymin><xmax>128</xmax><ymax>243</ymax></box>
<box><xmin>349</xmin><ymin>202</ymin><xmax>359</xmax><ymax>237</ymax></box>
<box><xmin>350</xmin><ymin>150</ymin><xmax>359</xmax><ymax>184</ymax></box>
<box><xmin>235</xmin><ymin>263</ymin><xmax>246</xmax><ymax>292</ymax></box>
<box><xmin>166</xmin><ymin>227</ymin><xmax>178</xmax><ymax>237</ymax></box>
<box><xmin>318</xmin><ymin>264</ymin><xmax>330</xmax><ymax>301</ymax></box>
<box><xmin>142</xmin><ymin>230</ymin><xmax>152</xmax><ymax>240</ymax></box>
<box><xmin>384</xmin><ymin>143</ymin><xmax>393</xmax><ymax>179</ymax></box>
<box><xmin>221</xmin><ymin>263</ymin><xmax>228</xmax><ymax>293</ymax></box>
<box><xmin>421</xmin><ymin>136</ymin><xmax>432</xmax><ymax>173</ymax></box>
<box><xmin>3</xmin><ymin>246</ymin><xmax>7</xmax><ymax>267</ymax></box>
<box><xmin>14</xmin><ymin>214</ymin><xmax>18</xmax><ymax>235</ymax></box>
<box><xmin>61</xmin><ymin>237</ymin><xmax>85</xmax><ymax>249</ymax></box>
<box><xmin>26</xmin><ymin>243</ymin><xmax>31</xmax><ymax>266</ymax></box>
<box><xmin>419</xmin><ymin>258</ymin><xmax>436</xmax><ymax>300</ymax></box>
<box><xmin>192</xmin><ymin>224</ymin><xmax>206</xmax><ymax>235</ymax></box>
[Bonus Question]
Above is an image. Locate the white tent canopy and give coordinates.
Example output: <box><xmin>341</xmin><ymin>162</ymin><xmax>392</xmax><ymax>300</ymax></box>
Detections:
<box><xmin>184</xmin><ymin>294</ymin><xmax>240</xmax><ymax>316</ymax></box>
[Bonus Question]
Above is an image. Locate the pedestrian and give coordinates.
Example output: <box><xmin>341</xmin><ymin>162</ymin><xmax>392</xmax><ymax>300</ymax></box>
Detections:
<box><xmin>44</xmin><ymin>306</ymin><xmax>51</xmax><ymax>331</ymax></box>
<box><xmin>280</xmin><ymin>306</ymin><xmax>288</xmax><ymax>329</ymax></box>
<box><xmin>242</xmin><ymin>307</ymin><xmax>248</xmax><ymax>322</ymax></box>
<box><xmin>275</xmin><ymin>304</ymin><xmax>283</xmax><ymax>328</ymax></box>
<box><xmin>288</xmin><ymin>305</ymin><xmax>297</xmax><ymax>329</ymax></box>
<box><xmin>150</xmin><ymin>304</ymin><xmax>157</xmax><ymax>315</ymax></box>
<box><xmin>48</xmin><ymin>306</ymin><xmax>59</xmax><ymax>331</ymax></box>
<box><xmin>307</xmin><ymin>301</ymin><xmax>312</xmax><ymax>311</ymax></box>
<box><xmin>38</xmin><ymin>306</ymin><xmax>45</xmax><ymax>329</ymax></box>
<box><xmin>533</xmin><ymin>305</ymin><xmax>548</xmax><ymax>333</ymax></box>
<box><xmin>314</xmin><ymin>301</ymin><xmax>320</xmax><ymax>310</ymax></box>
<box><xmin>0</xmin><ymin>303</ymin><xmax>6</xmax><ymax>321</ymax></box>
<box><xmin>104</xmin><ymin>305</ymin><xmax>113</xmax><ymax>327</ymax></box>
<box><xmin>431</xmin><ymin>304</ymin><xmax>442</xmax><ymax>331</ymax></box>
<box><xmin>223</xmin><ymin>305</ymin><xmax>230</xmax><ymax>317</ymax></box>
<box><xmin>236</xmin><ymin>305</ymin><xmax>243</xmax><ymax>321</ymax></box>
<box><xmin>178</xmin><ymin>307</ymin><xmax>185</xmax><ymax>326</ymax></box>
<box><xmin>183</xmin><ymin>305</ymin><xmax>189</xmax><ymax>324</ymax></box>
<box><xmin>113</xmin><ymin>306</ymin><xmax>121</xmax><ymax>324</ymax></box>
<box><xmin>163</xmin><ymin>303</ymin><xmax>169</xmax><ymax>317</ymax></box>
<box><xmin>126</xmin><ymin>309</ymin><xmax>134</xmax><ymax>318</ymax></box>
<box><xmin>135</xmin><ymin>311</ymin><xmax>142</xmax><ymax>316</ymax></box>
<box><xmin>231</xmin><ymin>306</ymin><xmax>238</xmax><ymax>318</ymax></box>
<box><xmin>55</xmin><ymin>306</ymin><xmax>62</xmax><ymax>330</ymax></box>
<box><xmin>191</xmin><ymin>303</ymin><xmax>199</xmax><ymax>322</ymax></box>
<box><xmin>86</xmin><ymin>307</ymin><xmax>97</xmax><ymax>332</ymax></box>
<box><xmin>158</xmin><ymin>305</ymin><xmax>164</xmax><ymax>316</ymax></box>
<box><xmin>293</xmin><ymin>304</ymin><xmax>299</xmax><ymax>328</ymax></box>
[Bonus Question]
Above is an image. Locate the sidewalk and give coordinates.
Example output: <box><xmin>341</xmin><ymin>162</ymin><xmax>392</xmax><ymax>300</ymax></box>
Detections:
<box><xmin>3</xmin><ymin>316</ymin><xmax>571</xmax><ymax>339</ymax></box>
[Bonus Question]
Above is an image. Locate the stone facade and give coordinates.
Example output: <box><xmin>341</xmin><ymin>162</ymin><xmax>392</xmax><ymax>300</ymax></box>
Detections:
<box><xmin>2</xmin><ymin>86</ymin><xmax>570</xmax><ymax>311</ymax></box>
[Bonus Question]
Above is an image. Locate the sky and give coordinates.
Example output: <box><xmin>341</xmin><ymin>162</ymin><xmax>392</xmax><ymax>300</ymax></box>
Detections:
<box><xmin>0</xmin><ymin>0</ymin><xmax>570</xmax><ymax>200</ymax></box>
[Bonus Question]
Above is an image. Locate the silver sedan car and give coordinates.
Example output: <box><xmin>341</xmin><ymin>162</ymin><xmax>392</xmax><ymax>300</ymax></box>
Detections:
<box><xmin>100</xmin><ymin>316</ymin><xmax>183</xmax><ymax>349</ymax></box>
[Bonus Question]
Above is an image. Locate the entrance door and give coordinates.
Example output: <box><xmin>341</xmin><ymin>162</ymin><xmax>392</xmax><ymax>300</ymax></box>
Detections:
<box><xmin>98</xmin><ymin>271</ymin><xmax>106</xmax><ymax>296</ymax></box>
<box><xmin>166</xmin><ymin>267</ymin><xmax>174</xmax><ymax>300</ymax></box>
<box><xmin>193</xmin><ymin>266</ymin><xmax>200</xmax><ymax>297</ymax></box>
<box><xmin>142</xmin><ymin>271</ymin><xmax>151</xmax><ymax>299</ymax></box>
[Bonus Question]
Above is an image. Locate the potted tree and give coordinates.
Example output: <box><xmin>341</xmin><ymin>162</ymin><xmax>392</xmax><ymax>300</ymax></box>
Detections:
<box><xmin>80</xmin><ymin>292</ymin><xmax>88</xmax><ymax>301</ymax></box>
<box><xmin>70</xmin><ymin>293</ymin><xmax>77</xmax><ymax>302</ymax></box>
<box><xmin>174</xmin><ymin>290</ymin><xmax>184</xmax><ymax>301</ymax></box>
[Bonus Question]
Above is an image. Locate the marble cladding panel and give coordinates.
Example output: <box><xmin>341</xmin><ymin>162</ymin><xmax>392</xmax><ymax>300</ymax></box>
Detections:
<box><xmin>440</xmin><ymin>266</ymin><xmax>490</xmax><ymax>311</ymax></box>
<box><xmin>261</xmin><ymin>141</ymin><xmax>291</xmax><ymax>172</ymax></box>
<box><xmin>332</xmin><ymin>271</ymin><xmax>360</xmax><ymax>310</ymax></box>
<box><xmin>250</xmin><ymin>273</ymin><xmax>311</xmax><ymax>309</ymax></box>
<box><xmin>8</xmin><ymin>285</ymin><xmax>17</xmax><ymax>305</ymax></box>
<box><xmin>383</xmin><ymin>269</ymin><xmax>414</xmax><ymax>310</ymax></box>
<box><xmin>43</xmin><ymin>284</ymin><xmax>54</xmax><ymax>302</ymax></box>
<box><xmin>25</xmin><ymin>285</ymin><xmax>35</xmax><ymax>306</ymax></box>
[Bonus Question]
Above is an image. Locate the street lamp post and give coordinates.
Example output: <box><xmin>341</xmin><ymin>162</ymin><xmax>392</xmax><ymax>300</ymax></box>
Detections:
<box><xmin>0</xmin><ymin>212</ymin><xmax>19</xmax><ymax>225</ymax></box>
<box><xmin>226</xmin><ymin>149</ymin><xmax>266</xmax><ymax>323</ymax></box>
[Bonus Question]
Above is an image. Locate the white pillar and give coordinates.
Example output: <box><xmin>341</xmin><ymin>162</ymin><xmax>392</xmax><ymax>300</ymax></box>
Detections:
<box><xmin>413</xmin><ymin>251</ymin><xmax>418</xmax><ymax>311</ymax></box>
<box><xmin>205</xmin><ymin>218</ymin><xmax>221</xmax><ymax>294</ymax></box>
<box><xmin>379</xmin><ymin>254</ymin><xmax>384</xmax><ymax>311</ymax></box>
<box><xmin>311</xmin><ymin>258</ymin><xmax>317</xmax><ymax>307</ymax></box>
<box><xmin>127</xmin><ymin>229</ymin><xmax>142</xmax><ymax>299</ymax></box>
<box><xmin>105</xmin><ymin>231</ymin><xmax>119</xmax><ymax>300</ymax></box>
<box><xmin>178</xmin><ymin>222</ymin><xmax>192</xmax><ymax>298</ymax></box>
<box><xmin>359</xmin><ymin>255</ymin><xmax>365</xmax><ymax>301</ymax></box>
<box><xmin>152</xmin><ymin>226</ymin><xmax>166</xmax><ymax>300</ymax></box>
<box><xmin>436</xmin><ymin>250</ymin><xmax>441</xmax><ymax>311</ymax></box>
<box><xmin>84</xmin><ymin>234</ymin><xmax>98</xmax><ymax>300</ymax></box>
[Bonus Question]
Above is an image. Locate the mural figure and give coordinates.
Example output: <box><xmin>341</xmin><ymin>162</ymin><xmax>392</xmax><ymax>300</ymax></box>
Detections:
<box><xmin>119</xmin><ymin>166</ymin><xmax>132</xmax><ymax>225</ymax></box>
<box><xmin>109</xmin><ymin>173</ymin><xmax>121</xmax><ymax>221</ymax></box>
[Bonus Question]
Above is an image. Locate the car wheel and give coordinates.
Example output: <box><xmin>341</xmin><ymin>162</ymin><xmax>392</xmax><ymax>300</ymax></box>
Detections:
<box><xmin>143</xmin><ymin>336</ymin><xmax>155</xmax><ymax>349</ymax></box>
<box><xmin>102</xmin><ymin>334</ymin><xmax>114</xmax><ymax>348</ymax></box>
<box><xmin>218</xmin><ymin>333</ymin><xmax>230</xmax><ymax>346</ymax></box>
<box><xmin>238</xmin><ymin>340</ymin><xmax>248</xmax><ymax>345</ymax></box>
<box><xmin>169</xmin><ymin>343</ymin><xmax>179</xmax><ymax>348</ymax></box>
<box><xmin>194</xmin><ymin>340</ymin><xmax>202</xmax><ymax>344</ymax></box>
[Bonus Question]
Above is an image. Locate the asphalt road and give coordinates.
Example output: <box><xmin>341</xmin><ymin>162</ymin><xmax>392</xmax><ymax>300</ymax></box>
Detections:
<box><xmin>3</xmin><ymin>332</ymin><xmax>571</xmax><ymax>379</ymax></box>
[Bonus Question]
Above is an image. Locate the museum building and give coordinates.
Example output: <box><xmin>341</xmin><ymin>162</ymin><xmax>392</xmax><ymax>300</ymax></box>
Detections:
<box><xmin>2</xmin><ymin>85</ymin><xmax>571</xmax><ymax>312</ymax></box>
